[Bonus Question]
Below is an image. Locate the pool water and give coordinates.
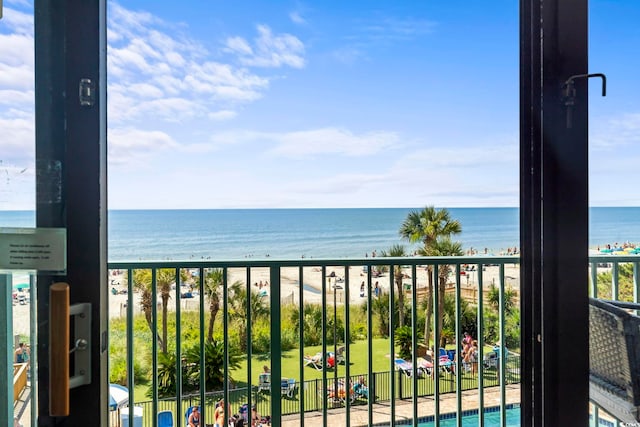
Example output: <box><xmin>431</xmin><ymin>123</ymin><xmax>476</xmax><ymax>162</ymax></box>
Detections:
<box><xmin>417</xmin><ymin>406</ymin><xmax>520</xmax><ymax>427</ymax></box>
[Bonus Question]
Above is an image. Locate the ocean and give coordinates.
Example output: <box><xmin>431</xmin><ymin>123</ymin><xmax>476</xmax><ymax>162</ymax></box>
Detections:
<box><xmin>1</xmin><ymin>207</ymin><xmax>639</xmax><ymax>261</ymax></box>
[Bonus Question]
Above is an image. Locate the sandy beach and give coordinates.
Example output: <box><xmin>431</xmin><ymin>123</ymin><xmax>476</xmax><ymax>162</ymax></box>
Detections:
<box><xmin>12</xmin><ymin>263</ymin><xmax>520</xmax><ymax>338</ymax></box>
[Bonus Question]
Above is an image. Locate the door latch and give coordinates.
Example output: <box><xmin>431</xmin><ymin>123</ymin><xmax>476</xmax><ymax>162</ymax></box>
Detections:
<box><xmin>562</xmin><ymin>73</ymin><xmax>606</xmax><ymax>128</ymax></box>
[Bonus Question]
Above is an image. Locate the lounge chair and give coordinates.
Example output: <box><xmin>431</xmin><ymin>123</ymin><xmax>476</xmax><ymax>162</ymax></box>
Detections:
<box><xmin>258</xmin><ymin>373</ymin><xmax>271</xmax><ymax>393</ymax></box>
<box><xmin>417</xmin><ymin>355</ymin><xmax>454</xmax><ymax>376</ymax></box>
<box><xmin>394</xmin><ymin>357</ymin><xmax>424</xmax><ymax>378</ymax></box>
<box><xmin>157</xmin><ymin>410</ymin><xmax>174</xmax><ymax>427</ymax></box>
<box><xmin>416</xmin><ymin>357</ymin><xmax>433</xmax><ymax>376</ymax></box>
<box><xmin>589</xmin><ymin>298</ymin><xmax>640</xmax><ymax>423</ymax></box>
<box><xmin>483</xmin><ymin>346</ymin><xmax>508</xmax><ymax>370</ymax></box>
<box><xmin>304</xmin><ymin>352</ymin><xmax>332</xmax><ymax>370</ymax></box>
<box><xmin>281</xmin><ymin>378</ymin><xmax>297</xmax><ymax>399</ymax></box>
<box><xmin>334</xmin><ymin>346</ymin><xmax>346</xmax><ymax>365</ymax></box>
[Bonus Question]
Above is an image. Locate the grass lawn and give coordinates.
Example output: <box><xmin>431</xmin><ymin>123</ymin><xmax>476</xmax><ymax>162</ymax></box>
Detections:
<box><xmin>130</xmin><ymin>338</ymin><xmax>517</xmax><ymax>404</ymax></box>
<box><xmin>233</xmin><ymin>338</ymin><xmax>397</xmax><ymax>385</ymax></box>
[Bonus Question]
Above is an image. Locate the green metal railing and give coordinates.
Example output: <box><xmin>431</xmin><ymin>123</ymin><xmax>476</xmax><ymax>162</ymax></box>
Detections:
<box><xmin>6</xmin><ymin>254</ymin><xmax>640</xmax><ymax>426</ymax></box>
<box><xmin>107</xmin><ymin>256</ymin><xmax>522</xmax><ymax>427</ymax></box>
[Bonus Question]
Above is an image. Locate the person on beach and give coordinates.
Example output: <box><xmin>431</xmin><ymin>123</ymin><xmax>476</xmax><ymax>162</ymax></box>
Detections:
<box><xmin>360</xmin><ymin>281</ymin><xmax>365</xmax><ymax>297</ymax></box>
<box><xmin>214</xmin><ymin>399</ymin><xmax>230</xmax><ymax>427</ymax></box>
<box><xmin>15</xmin><ymin>343</ymin><xmax>29</xmax><ymax>364</ymax></box>
<box><xmin>462</xmin><ymin>331</ymin><xmax>472</xmax><ymax>346</ymax></box>
<box><xmin>374</xmin><ymin>281</ymin><xmax>380</xmax><ymax>298</ymax></box>
<box><xmin>464</xmin><ymin>340</ymin><xmax>478</xmax><ymax>374</ymax></box>
<box><xmin>188</xmin><ymin>405</ymin><xmax>200</xmax><ymax>427</ymax></box>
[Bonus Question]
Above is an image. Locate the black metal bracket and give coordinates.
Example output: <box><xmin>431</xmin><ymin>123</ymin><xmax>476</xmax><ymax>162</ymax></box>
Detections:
<box><xmin>562</xmin><ymin>73</ymin><xmax>607</xmax><ymax>128</ymax></box>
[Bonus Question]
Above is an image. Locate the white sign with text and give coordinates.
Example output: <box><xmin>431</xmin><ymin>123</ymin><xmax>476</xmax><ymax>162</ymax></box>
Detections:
<box><xmin>0</xmin><ymin>228</ymin><xmax>66</xmax><ymax>272</ymax></box>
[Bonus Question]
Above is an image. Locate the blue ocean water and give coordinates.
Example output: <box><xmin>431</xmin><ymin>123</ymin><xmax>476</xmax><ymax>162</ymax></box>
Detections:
<box><xmin>1</xmin><ymin>207</ymin><xmax>640</xmax><ymax>261</ymax></box>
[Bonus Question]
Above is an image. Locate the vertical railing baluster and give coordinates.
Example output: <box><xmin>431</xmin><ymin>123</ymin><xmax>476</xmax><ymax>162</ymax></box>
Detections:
<box><xmin>389</xmin><ymin>262</ymin><xmax>396</xmax><ymax>427</ymax></box>
<box><xmin>151</xmin><ymin>268</ymin><xmax>158</xmax><ymax>427</ymax></box>
<box><xmin>499</xmin><ymin>263</ymin><xmax>506</xmax><ymax>427</ymax></box>
<box><xmin>246</xmin><ymin>267</ymin><xmax>252</xmax><ymax>427</ymax></box>
<box><xmin>612</xmin><ymin>261</ymin><xmax>619</xmax><ymax>300</ymax></box>
<box><xmin>223</xmin><ymin>267</ymin><xmax>229</xmax><ymax>427</ymax></box>
<box><xmin>298</xmin><ymin>265</ymin><xmax>305</xmax><ymax>426</ymax></box>
<box><xmin>331</xmin><ymin>266</ymin><xmax>338</xmax><ymax>419</ymax></box>
<box><xmin>198</xmin><ymin>267</ymin><xmax>205</xmax><ymax>425</ymax></box>
<box><xmin>433</xmin><ymin>263</ymin><xmax>440</xmax><ymax>427</ymax></box>
<box><xmin>1</xmin><ymin>273</ymin><xmax>13</xmax><ymax>427</ymax></box>
<box><xmin>270</xmin><ymin>265</ymin><xmax>282</xmax><ymax>426</ymax></box>
<box><xmin>590</xmin><ymin>261</ymin><xmax>598</xmax><ymax>298</ymax></box>
<box><xmin>175</xmin><ymin>267</ymin><xmax>182</xmax><ymax>427</ymax></box>
<box><xmin>29</xmin><ymin>273</ymin><xmax>38</xmax><ymax>425</ymax></box>
<box><xmin>477</xmin><ymin>263</ymin><xmax>484</xmax><ymax>427</ymax></box>
<box><xmin>366</xmin><ymin>263</ymin><xmax>373</xmax><ymax>427</ymax></box>
<box><xmin>321</xmin><ymin>266</ymin><xmax>328</xmax><ymax>426</ymax></box>
<box><xmin>411</xmin><ymin>263</ymin><xmax>418</xmax><ymax>427</ymax></box>
<box><xmin>126</xmin><ymin>269</ymin><xmax>134</xmax><ymax>427</ymax></box>
<box><xmin>343</xmin><ymin>265</ymin><xmax>350</xmax><ymax>427</ymax></box>
<box><xmin>634</xmin><ymin>262</ymin><xmax>640</xmax><ymax>304</ymax></box>
<box><xmin>455</xmin><ymin>264</ymin><xmax>463</xmax><ymax>427</ymax></box>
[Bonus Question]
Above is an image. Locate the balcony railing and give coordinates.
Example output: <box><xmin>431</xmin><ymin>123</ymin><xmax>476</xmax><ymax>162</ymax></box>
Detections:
<box><xmin>5</xmin><ymin>254</ymin><xmax>638</xmax><ymax>426</ymax></box>
<box><xmin>108</xmin><ymin>256</ymin><xmax>522</xmax><ymax>427</ymax></box>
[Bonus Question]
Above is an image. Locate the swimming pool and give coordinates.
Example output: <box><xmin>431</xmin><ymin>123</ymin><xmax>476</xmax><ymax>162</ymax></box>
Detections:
<box><xmin>415</xmin><ymin>405</ymin><xmax>520</xmax><ymax>427</ymax></box>
<box><xmin>388</xmin><ymin>404</ymin><xmax>616</xmax><ymax>427</ymax></box>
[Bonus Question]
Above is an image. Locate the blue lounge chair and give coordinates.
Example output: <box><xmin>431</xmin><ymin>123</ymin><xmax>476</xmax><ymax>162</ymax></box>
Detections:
<box><xmin>157</xmin><ymin>410</ymin><xmax>173</xmax><ymax>427</ymax></box>
<box><xmin>394</xmin><ymin>358</ymin><xmax>424</xmax><ymax>378</ymax></box>
<box><xmin>258</xmin><ymin>373</ymin><xmax>271</xmax><ymax>393</ymax></box>
<box><xmin>281</xmin><ymin>378</ymin><xmax>297</xmax><ymax>399</ymax></box>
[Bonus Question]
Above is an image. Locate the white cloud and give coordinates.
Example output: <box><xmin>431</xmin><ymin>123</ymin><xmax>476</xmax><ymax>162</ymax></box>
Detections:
<box><xmin>106</xmin><ymin>4</ymin><xmax>297</xmax><ymax>129</ymax></box>
<box><xmin>359</xmin><ymin>17</ymin><xmax>436</xmax><ymax>43</ymax></box>
<box><xmin>207</xmin><ymin>127</ymin><xmax>400</xmax><ymax>158</ymax></box>
<box><xmin>108</xmin><ymin>128</ymin><xmax>178</xmax><ymax>165</ymax></box>
<box><xmin>208</xmin><ymin>110</ymin><xmax>237</xmax><ymax>121</ymax></box>
<box><xmin>0</xmin><ymin>115</ymin><xmax>35</xmax><ymax>162</ymax></box>
<box><xmin>289</xmin><ymin>11</ymin><xmax>307</xmax><ymax>25</ymax></box>
<box><xmin>591</xmin><ymin>112</ymin><xmax>640</xmax><ymax>150</ymax></box>
<box><xmin>0</xmin><ymin>90</ymin><xmax>33</xmax><ymax>107</ymax></box>
<box><xmin>1</xmin><ymin>6</ymin><xmax>33</xmax><ymax>35</ymax></box>
<box><xmin>332</xmin><ymin>15</ymin><xmax>436</xmax><ymax>64</ymax></box>
<box><xmin>225</xmin><ymin>24</ymin><xmax>306</xmax><ymax>69</ymax></box>
<box><xmin>225</xmin><ymin>36</ymin><xmax>254</xmax><ymax>56</ymax></box>
<box><xmin>270</xmin><ymin>128</ymin><xmax>398</xmax><ymax>157</ymax></box>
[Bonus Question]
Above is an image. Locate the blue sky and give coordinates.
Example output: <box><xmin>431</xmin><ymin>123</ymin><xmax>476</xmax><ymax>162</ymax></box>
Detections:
<box><xmin>0</xmin><ymin>1</ymin><xmax>639</xmax><ymax>210</ymax></box>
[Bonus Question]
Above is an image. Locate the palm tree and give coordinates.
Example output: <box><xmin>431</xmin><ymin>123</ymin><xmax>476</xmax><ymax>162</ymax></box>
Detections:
<box><xmin>399</xmin><ymin>206</ymin><xmax>462</xmax><ymax>346</ymax></box>
<box><xmin>156</xmin><ymin>268</ymin><xmax>175</xmax><ymax>354</ymax></box>
<box><xmin>132</xmin><ymin>268</ymin><xmax>176</xmax><ymax>353</ymax></box>
<box><xmin>203</xmin><ymin>269</ymin><xmax>223</xmax><ymax>342</ymax></box>
<box><xmin>422</xmin><ymin>238</ymin><xmax>464</xmax><ymax>348</ymax></box>
<box><xmin>380</xmin><ymin>244</ymin><xmax>408</xmax><ymax>327</ymax></box>
<box><xmin>487</xmin><ymin>283</ymin><xmax>518</xmax><ymax>315</ymax></box>
<box><xmin>399</xmin><ymin>206</ymin><xmax>462</xmax><ymax>248</ymax></box>
<box><xmin>132</xmin><ymin>269</ymin><xmax>159</xmax><ymax>347</ymax></box>
<box><xmin>228</xmin><ymin>281</ymin><xmax>269</xmax><ymax>352</ymax></box>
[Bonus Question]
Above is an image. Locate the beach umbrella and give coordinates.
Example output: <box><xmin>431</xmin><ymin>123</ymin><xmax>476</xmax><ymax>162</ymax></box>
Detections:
<box><xmin>109</xmin><ymin>384</ymin><xmax>129</xmax><ymax>410</ymax></box>
<box><xmin>13</xmin><ymin>283</ymin><xmax>30</xmax><ymax>290</ymax></box>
